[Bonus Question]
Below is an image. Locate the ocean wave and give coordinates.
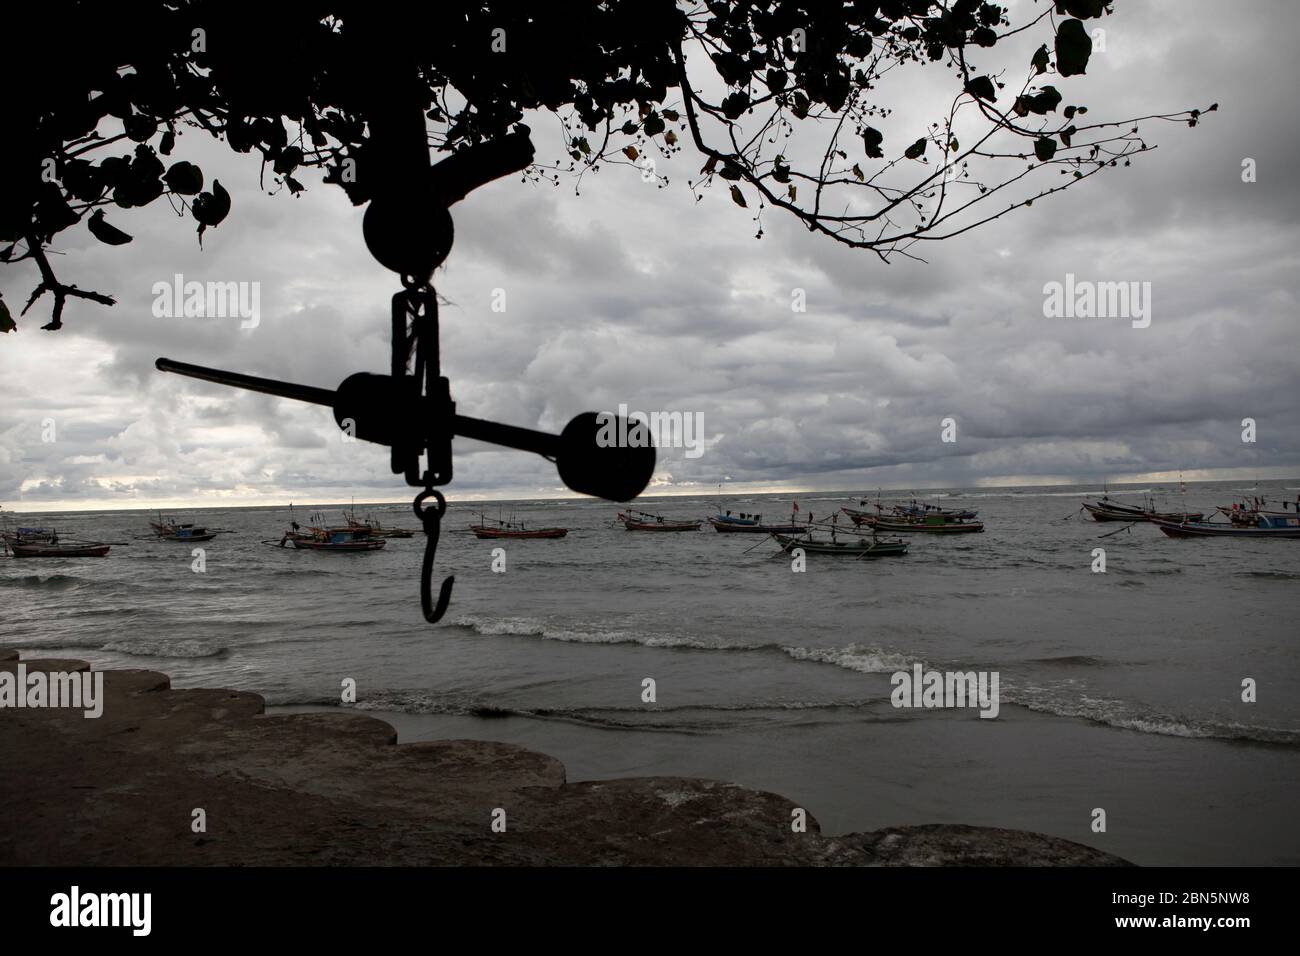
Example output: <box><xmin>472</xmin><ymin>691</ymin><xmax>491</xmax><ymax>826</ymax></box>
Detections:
<box><xmin>97</xmin><ymin>638</ymin><xmax>229</xmax><ymax>659</ymax></box>
<box><xmin>0</xmin><ymin>573</ymin><xmax>85</xmax><ymax>590</ymax></box>
<box><xmin>781</xmin><ymin>643</ymin><xmax>914</xmax><ymax>674</ymax></box>
<box><xmin>274</xmin><ymin>690</ymin><xmax>878</xmax><ymax>733</ymax></box>
<box><xmin>1004</xmin><ymin>688</ymin><xmax>1300</xmax><ymax>747</ymax></box>
<box><xmin>1023</xmin><ymin>655</ymin><xmax>1108</xmax><ymax>667</ymax></box>
<box><xmin>451</xmin><ymin>614</ymin><xmax>756</xmax><ymax>651</ymax></box>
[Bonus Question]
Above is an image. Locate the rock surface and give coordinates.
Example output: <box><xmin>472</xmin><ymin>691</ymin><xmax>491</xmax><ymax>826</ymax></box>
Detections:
<box><xmin>0</xmin><ymin>652</ymin><xmax>1131</xmax><ymax>866</ymax></box>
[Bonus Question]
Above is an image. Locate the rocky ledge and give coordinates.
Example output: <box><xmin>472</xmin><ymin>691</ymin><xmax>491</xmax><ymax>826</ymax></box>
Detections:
<box><xmin>0</xmin><ymin>650</ymin><xmax>1130</xmax><ymax>866</ymax></box>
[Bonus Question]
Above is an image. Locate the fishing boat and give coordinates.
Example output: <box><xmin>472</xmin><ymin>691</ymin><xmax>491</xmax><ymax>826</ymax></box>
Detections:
<box><xmin>343</xmin><ymin>503</ymin><xmax>416</xmax><ymax>538</ymax></box>
<box><xmin>1216</xmin><ymin>496</ymin><xmax>1300</xmax><ymax>527</ymax></box>
<box><xmin>6</xmin><ymin>531</ymin><xmax>111</xmax><ymax>558</ymax></box>
<box><xmin>1151</xmin><ymin>513</ymin><xmax>1300</xmax><ymax>539</ymax></box>
<box><xmin>468</xmin><ymin>511</ymin><xmax>567</xmax><ymax>539</ymax></box>
<box><xmin>279</xmin><ymin>525</ymin><xmax>386</xmax><ymax>551</ymax></box>
<box><xmin>617</xmin><ymin>509</ymin><xmax>702</xmax><ymax>532</ymax></box>
<box><xmin>0</xmin><ymin>526</ymin><xmax>58</xmax><ymax>545</ymax></box>
<box><xmin>707</xmin><ymin>503</ymin><xmax>808</xmax><ymax>534</ymax></box>
<box><xmin>9</xmin><ymin>541</ymin><xmax>112</xmax><ymax>558</ymax></box>
<box><xmin>1081</xmin><ymin>494</ymin><xmax>1202</xmax><ymax>523</ymax></box>
<box><xmin>843</xmin><ymin>507</ymin><xmax>984</xmax><ymax>533</ymax></box>
<box><xmin>888</xmin><ymin>498</ymin><xmax>979</xmax><ymax>521</ymax></box>
<box><xmin>149</xmin><ymin>515</ymin><xmax>218</xmax><ymax>542</ymax></box>
<box><xmin>771</xmin><ymin>531</ymin><xmax>909</xmax><ymax>558</ymax></box>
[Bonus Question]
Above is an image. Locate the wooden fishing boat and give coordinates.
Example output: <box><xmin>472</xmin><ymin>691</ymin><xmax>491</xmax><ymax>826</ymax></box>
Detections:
<box><xmin>845</xmin><ymin>509</ymin><xmax>984</xmax><ymax>533</ymax></box>
<box><xmin>1216</xmin><ymin>496</ymin><xmax>1300</xmax><ymax>527</ymax></box>
<box><xmin>467</xmin><ymin>510</ymin><xmax>567</xmax><ymax>539</ymax></box>
<box><xmin>617</xmin><ymin>509</ymin><xmax>701</xmax><ymax>531</ymax></box>
<box><xmin>707</xmin><ymin>516</ymin><xmax>808</xmax><ymax>533</ymax></box>
<box><xmin>1081</xmin><ymin>495</ymin><xmax>1202</xmax><ymax>523</ymax></box>
<box><xmin>471</xmin><ymin>525</ymin><xmax>568</xmax><ymax>539</ymax></box>
<box><xmin>1151</xmin><ymin>514</ymin><xmax>1300</xmax><ymax>539</ymax></box>
<box><xmin>149</xmin><ymin>517</ymin><xmax>217</xmax><ymax>542</ymax></box>
<box><xmin>343</xmin><ymin>505</ymin><xmax>416</xmax><ymax>538</ymax></box>
<box><xmin>279</xmin><ymin>526</ymin><xmax>386</xmax><ymax>551</ymax></box>
<box><xmin>888</xmin><ymin>499</ymin><xmax>979</xmax><ymax>521</ymax></box>
<box><xmin>8</xmin><ymin>539</ymin><xmax>110</xmax><ymax>557</ymax></box>
<box><xmin>707</xmin><ymin>505</ymin><xmax>808</xmax><ymax>534</ymax></box>
<box><xmin>0</xmin><ymin>527</ymin><xmax>58</xmax><ymax>545</ymax></box>
<box><xmin>771</xmin><ymin>532</ymin><xmax>909</xmax><ymax>558</ymax></box>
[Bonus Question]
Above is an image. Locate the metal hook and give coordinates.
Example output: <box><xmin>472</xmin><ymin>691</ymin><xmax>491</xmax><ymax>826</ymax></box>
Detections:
<box><xmin>413</xmin><ymin>488</ymin><xmax>455</xmax><ymax>623</ymax></box>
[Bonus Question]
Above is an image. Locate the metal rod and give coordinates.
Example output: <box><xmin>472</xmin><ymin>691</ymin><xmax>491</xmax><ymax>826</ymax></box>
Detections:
<box><xmin>157</xmin><ymin>357</ymin><xmax>562</xmax><ymax>459</ymax></box>
<box><xmin>452</xmin><ymin>415</ymin><xmax>561</xmax><ymax>459</ymax></box>
<box><xmin>156</xmin><ymin>358</ymin><xmax>337</xmax><ymax>408</ymax></box>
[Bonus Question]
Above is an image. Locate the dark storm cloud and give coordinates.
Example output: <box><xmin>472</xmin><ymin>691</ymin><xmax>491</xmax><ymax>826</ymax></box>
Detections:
<box><xmin>2</xmin><ymin>0</ymin><xmax>1297</xmax><ymax>510</ymax></box>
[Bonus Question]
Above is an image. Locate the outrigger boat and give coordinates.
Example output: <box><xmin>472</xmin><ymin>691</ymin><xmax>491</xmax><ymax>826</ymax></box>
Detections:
<box><xmin>279</xmin><ymin>525</ymin><xmax>386</xmax><ymax>551</ymax></box>
<box><xmin>1216</xmin><ymin>496</ymin><xmax>1300</xmax><ymax>527</ymax></box>
<box><xmin>617</xmin><ymin>509</ymin><xmax>702</xmax><ymax>532</ymax></box>
<box><xmin>1151</xmin><ymin>513</ymin><xmax>1300</xmax><ymax>539</ymax></box>
<box><xmin>771</xmin><ymin>518</ymin><xmax>909</xmax><ymax>558</ymax></box>
<box><xmin>9</xmin><ymin>541</ymin><xmax>112</xmax><ymax>558</ymax></box>
<box><xmin>1081</xmin><ymin>494</ymin><xmax>1202</xmax><ymax>523</ymax></box>
<box><xmin>5</xmin><ymin>530</ymin><xmax>110</xmax><ymax>558</ymax></box>
<box><xmin>707</xmin><ymin>503</ymin><xmax>808</xmax><ymax>534</ymax></box>
<box><xmin>277</xmin><ymin>509</ymin><xmax>386</xmax><ymax>551</ymax></box>
<box><xmin>843</xmin><ymin>504</ymin><xmax>984</xmax><ymax>533</ymax></box>
<box><xmin>343</xmin><ymin>502</ymin><xmax>416</xmax><ymax>538</ymax></box>
<box><xmin>889</xmin><ymin>498</ymin><xmax>978</xmax><ymax>521</ymax></box>
<box><xmin>468</xmin><ymin>510</ymin><xmax>568</xmax><ymax>539</ymax></box>
<box><xmin>0</xmin><ymin>526</ymin><xmax>58</xmax><ymax>545</ymax></box>
<box><xmin>148</xmin><ymin>514</ymin><xmax>219</xmax><ymax>542</ymax></box>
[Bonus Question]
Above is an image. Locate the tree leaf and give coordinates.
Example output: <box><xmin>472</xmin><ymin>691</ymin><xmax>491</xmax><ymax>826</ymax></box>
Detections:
<box><xmin>0</xmin><ymin>296</ymin><xmax>15</xmax><ymax>333</ymax></box>
<box><xmin>1055</xmin><ymin>19</ymin><xmax>1092</xmax><ymax>76</ymax></box>
<box><xmin>729</xmin><ymin>184</ymin><xmax>747</xmax><ymax>207</ymax></box>
<box><xmin>905</xmin><ymin>138</ymin><xmax>927</xmax><ymax>159</ymax></box>
<box><xmin>965</xmin><ymin>75</ymin><xmax>997</xmax><ymax>101</ymax></box>
<box><xmin>164</xmin><ymin>161</ymin><xmax>204</xmax><ymax>195</ymax></box>
<box><xmin>1034</xmin><ymin>137</ymin><xmax>1057</xmax><ymax>161</ymax></box>
<box><xmin>862</xmin><ymin>126</ymin><xmax>884</xmax><ymax>159</ymax></box>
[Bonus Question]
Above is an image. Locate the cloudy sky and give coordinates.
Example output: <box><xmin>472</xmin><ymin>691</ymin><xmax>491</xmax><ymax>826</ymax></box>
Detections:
<box><xmin>2</xmin><ymin>0</ymin><xmax>1298</xmax><ymax>512</ymax></box>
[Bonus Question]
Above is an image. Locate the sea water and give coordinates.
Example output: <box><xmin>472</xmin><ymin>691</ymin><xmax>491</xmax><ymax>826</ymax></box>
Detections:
<box><xmin>4</xmin><ymin>480</ymin><xmax>1298</xmax><ymax>865</ymax></box>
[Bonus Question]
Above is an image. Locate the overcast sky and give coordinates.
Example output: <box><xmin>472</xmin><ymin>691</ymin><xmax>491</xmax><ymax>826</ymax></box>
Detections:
<box><xmin>2</xmin><ymin>0</ymin><xmax>1298</xmax><ymax>512</ymax></box>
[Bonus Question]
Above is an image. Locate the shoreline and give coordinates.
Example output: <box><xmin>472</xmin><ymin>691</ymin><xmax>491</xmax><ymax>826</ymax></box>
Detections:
<box><xmin>0</xmin><ymin>649</ymin><xmax>1131</xmax><ymax>866</ymax></box>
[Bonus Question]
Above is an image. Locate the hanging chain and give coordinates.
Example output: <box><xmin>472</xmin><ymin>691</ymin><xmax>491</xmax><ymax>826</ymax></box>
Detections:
<box><xmin>393</xmin><ymin>271</ymin><xmax>454</xmax><ymax>622</ymax></box>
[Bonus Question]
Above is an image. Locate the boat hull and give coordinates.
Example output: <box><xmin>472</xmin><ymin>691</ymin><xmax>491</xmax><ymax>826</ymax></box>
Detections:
<box><xmin>707</xmin><ymin>517</ymin><xmax>806</xmax><ymax>533</ymax></box>
<box><xmin>1151</xmin><ymin>517</ymin><xmax>1300</xmax><ymax>539</ymax></box>
<box><xmin>1083</xmin><ymin>503</ymin><xmax>1203</xmax><ymax>523</ymax></box>
<box><xmin>772</xmin><ymin>534</ymin><xmax>909</xmax><ymax>557</ymax></box>
<box><xmin>470</xmin><ymin>527</ymin><xmax>568</xmax><ymax>539</ymax></box>
<box><xmin>10</xmin><ymin>543</ymin><xmax>110</xmax><ymax>557</ymax></box>
<box><xmin>850</xmin><ymin>513</ymin><xmax>984</xmax><ymax>533</ymax></box>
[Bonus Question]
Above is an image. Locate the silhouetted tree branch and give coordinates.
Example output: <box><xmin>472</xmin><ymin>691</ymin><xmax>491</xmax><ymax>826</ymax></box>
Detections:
<box><xmin>1</xmin><ymin>0</ymin><xmax>1211</xmax><ymax>331</ymax></box>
